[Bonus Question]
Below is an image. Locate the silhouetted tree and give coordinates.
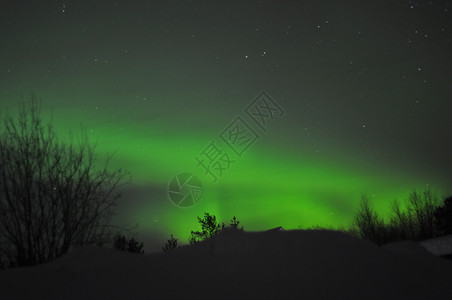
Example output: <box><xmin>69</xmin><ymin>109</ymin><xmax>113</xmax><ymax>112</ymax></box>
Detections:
<box><xmin>0</xmin><ymin>95</ymin><xmax>129</xmax><ymax>267</ymax></box>
<box><xmin>113</xmin><ymin>234</ymin><xmax>144</xmax><ymax>254</ymax></box>
<box><xmin>127</xmin><ymin>237</ymin><xmax>144</xmax><ymax>254</ymax></box>
<box><xmin>434</xmin><ymin>196</ymin><xmax>452</xmax><ymax>236</ymax></box>
<box><xmin>162</xmin><ymin>234</ymin><xmax>177</xmax><ymax>251</ymax></box>
<box><xmin>188</xmin><ymin>213</ymin><xmax>245</xmax><ymax>244</ymax></box>
<box><xmin>406</xmin><ymin>189</ymin><xmax>439</xmax><ymax>240</ymax></box>
<box><xmin>189</xmin><ymin>213</ymin><xmax>224</xmax><ymax>244</ymax></box>
<box><xmin>114</xmin><ymin>234</ymin><xmax>128</xmax><ymax>251</ymax></box>
<box><xmin>353</xmin><ymin>194</ymin><xmax>386</xmax><ymax>245</ymax></box>
<box><xmin>389</xmin><ymin>199</ymin><xmax>418</xmax><ymax>240</ymax></box>
<box><xmin>352</xmin><ymin>189</ymin><xmax>441</xmax><ymax>245</ymax></box>
<box><xmin>230</xmin><ymin>216</ymin><xmax>243</xmax><ymax>230</ymax></box>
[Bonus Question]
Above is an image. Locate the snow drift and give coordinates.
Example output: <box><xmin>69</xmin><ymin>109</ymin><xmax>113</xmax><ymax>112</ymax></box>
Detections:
<box><xmin>1</xmin><ymin>229</ymin><xmax>452</xmax><ymax>299</ymax></box>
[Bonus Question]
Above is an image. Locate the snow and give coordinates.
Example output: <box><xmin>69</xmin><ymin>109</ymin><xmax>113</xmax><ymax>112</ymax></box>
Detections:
<box><xmin>1</xmin><ymin>229</ymin><xmax>452</xmax><ymax>299</ymax></box>
<box><xmin>419</xmin><ymin>234</ymin><xmax>452</xmax><ymax>256</ymax></box>
<box><xmin>382</xmin><ymin>240</ymin><xmax>434</xmax><ymax>257</ymax></box>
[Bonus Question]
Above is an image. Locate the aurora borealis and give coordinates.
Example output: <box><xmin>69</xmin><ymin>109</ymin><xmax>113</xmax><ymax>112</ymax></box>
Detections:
<box><xmin>1</xmin><ymin>1</ymin><xmax>451</xmax><ymax>252</ymax></box>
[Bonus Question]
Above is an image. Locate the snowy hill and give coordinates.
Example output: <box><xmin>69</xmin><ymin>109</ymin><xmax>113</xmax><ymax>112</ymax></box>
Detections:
<box><xmin>1</xmin><ymin>229</ymin><xmax>452</xmax><ymax>299</ymax></box>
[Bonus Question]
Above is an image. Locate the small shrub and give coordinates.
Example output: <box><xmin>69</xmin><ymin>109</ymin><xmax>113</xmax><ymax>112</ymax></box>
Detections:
<box><xmin>114</xmin><ymin>234</ymin><xmax>128</xmax><ymax>251</ymax></box>
<box><xmin>230</xmin><ymin>216</ymin><xmax>243</xmax><ymax>230</ymax></box>
<box><xmin>162</xmin><ymin>234</ymin><xmax>178</xmax><ymax>251</ymax></box>
<box><xmin>127</xmin><ymin>237</ymin><xmax>144</xmax><ymax>254</ymax></box>
<box><xmin>114</xmin><ymin>234</ymin><xmax>144</xmax><ymax>254</ymax></box>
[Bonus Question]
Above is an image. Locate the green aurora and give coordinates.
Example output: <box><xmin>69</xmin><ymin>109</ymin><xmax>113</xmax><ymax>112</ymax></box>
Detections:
<box><xmin>11</xmin><ymin>99</ymin><xmax>445</xmax><ymax>250</ymax></box>
<box><xmin>1</xmin><ymin>1</ymin><xmax>451</xmax><ymax>251</ymax></box>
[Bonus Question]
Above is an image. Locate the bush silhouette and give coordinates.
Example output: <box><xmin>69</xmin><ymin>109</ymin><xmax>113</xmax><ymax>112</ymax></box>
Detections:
<box><xmin>114</xmin><ymin>234</ymin><xmax>128</xmax><ymax>251</ymax></box>
<box><xmin>114</xmin><ymin>234</ymin><xmax>144</xmax><ymax>254</ymax></box>
<box><xmin>127</xmin><ymin>237</ymin><xmax>144</xmax><ymax>254</ymax></box>
<box><xmin>0</xmin><ymin>96</ymin><xmax>129</xmax><ymax>267</ymax></box>
<box><xmin>162</xmin><ymin>234</ymin><xmax>178</xmax><ymax>251</ymax></box>
<box><xmin>230</xmin><ymin>216</ymin><xmax>243</xmax><ymax>231</ymax></box>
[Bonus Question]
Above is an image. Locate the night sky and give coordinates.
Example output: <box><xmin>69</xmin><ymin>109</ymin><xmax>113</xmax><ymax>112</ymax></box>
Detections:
<box><xmin>1</xmin><ymin>0</ymin><xmax>451</xmax><ymax>252</ymax></box>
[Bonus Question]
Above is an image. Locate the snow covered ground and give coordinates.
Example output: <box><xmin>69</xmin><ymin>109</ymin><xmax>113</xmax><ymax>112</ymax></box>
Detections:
<box><xmin>419</xmin><ymin>234</ymin><xmax>452</xmax><ymax>256</ymax></box>
<box><xmin>1</xmin><ymin>229</ymin><xmax>452</xmax><ymax>299</ymax></box>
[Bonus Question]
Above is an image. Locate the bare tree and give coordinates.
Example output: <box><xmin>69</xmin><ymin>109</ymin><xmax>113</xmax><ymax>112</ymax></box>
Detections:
<box><xmin>0</xmin><ymin>95</ymin><xmax>129</xmax><ymax>267</ymax></box>
<box><xmin>406</xmin><ymin>189</ymin><xmax>439</xmax><ymax>240</ymax></box>
<box><xmin>353</xmin><ymin>194</ymin><xmax>386</xmax><ymax>245</ymax></box>
<box><xmin>390</xmin><ymin>199</ymin><xmax>416</xmax><ymax>240</ymax></box>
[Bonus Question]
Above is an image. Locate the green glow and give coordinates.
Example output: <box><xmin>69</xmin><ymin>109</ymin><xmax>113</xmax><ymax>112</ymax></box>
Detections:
<box><xmin>75</xmin><ymin>123</ymin><xmax>442</xmax><ymax>242</ymax></box>
<box><xmin>2</xmin><ymin>98</ymin><xmax>448</xmax><ymax>248</ymax></box>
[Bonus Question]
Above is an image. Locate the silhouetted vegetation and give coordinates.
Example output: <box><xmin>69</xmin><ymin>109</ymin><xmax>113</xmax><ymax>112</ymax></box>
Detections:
<box><xmin>0</xmin><ymin>96</ymin><xmax>130</xmax><ymax>267</ymax></box>
<box><xmin>189</xmin><ymin>213</ymin><xmax>224</xmax><ymax>244</ymax></box>
<box><xmin>230</xmin><ymin>216</ymin><xmax>243</xmax><ymax>230</ymax></box>
<box><xmin>127</xmin><ymin>237</ymin><xmax>144</xmax><ymax>254</ymax></box>
<box><xmin>189</xmin><ymin>213</ymin><xmax>243</xmax><ymax>244</ymax></box>
<box><xmin>114</xmin><ymin>234</ymin><xmax>144</xmax><ymax>254</ymax></box>
<box><xmin>434</xmin><ymin>196</ymin><xmax>452</xmax><ymax>235</ymax></box>
<box><xmin>353</xmin><ymin>195</ymin><xmax>386</xmax><ymax>244</ymax></box>
<box><xmin>352</xmin><ymin>189</ymin><xmax>448</xmax><ymax>245</ymax></box>
<box><xmin>162</xmin><ymin>234</ymin><xmax>178</xmax><ymax>251</ymax></box>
